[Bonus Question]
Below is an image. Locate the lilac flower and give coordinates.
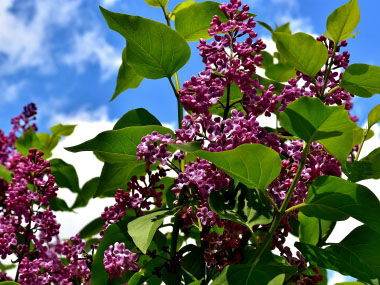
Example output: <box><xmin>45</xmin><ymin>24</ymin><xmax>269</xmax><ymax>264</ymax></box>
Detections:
<box><xmin>103</xmin><ymin>242</ymin><xmax>139</xmax><ymax>278</ymax></box>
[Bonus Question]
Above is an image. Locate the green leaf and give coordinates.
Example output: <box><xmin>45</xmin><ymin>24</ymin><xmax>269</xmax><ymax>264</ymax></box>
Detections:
<box><xmin>144</xmin><ymin>0</ymin><xmax>168</xmax><ymax>7</ymax></box>
<box><xmin>171</xmin><ymin>1</ymin><xmax>196</xmax><ymax>20</ymax></box>
<box><xmin>15</xmin><ymin>128</ymin><xmax>52</xmax><ymax>158</ymax></box>
<box><xmin>265</xmin><ymin>63</ymin><xmax>297</xmax><ymax>83</ymax></box>
<box><xmin>50</xmin><ymin>123</ymin><xmax>76</xmax><ymax>136</ymax></box>
<box><xmin>100</xmin><ymin>8</ymin><xmax>190</xmax><ymax>79</ymax></box>
<box><xmin>192</xmin><ymin>144</ymin><xmax>282</xmax><ymax>191</ymax></box>
<box><xmin>174</xmin><ymin>1</ymin><xmax>227</xmax><ymax>42</ymax></box>
<box><xmin>209</xmin><ymin>83</ymin><xmax>244</xmax><ymax>117</ymax></box>
<box><xmin>273</xmin><ymin>22</ymin><xmax>291</xmax><ymax>37</ymax></box>
<box><xmin>0</xmin><ymin>262</ymin><xmax>16</xmax><ymax>271</ymax></box>
<box><xmin>49</xmin><ymin>197</ymin><xmax>71</xmax><ymax>212</ymax></box>
<box><xmin>213</xmin><ymin>264</ymin><xmax>286</xmax><ymax>285</ymax></box>
<box><xmin>180</xmin><ymin>246</ymin><xmax>205</xmax><ymax>281</ymax></box>
<box><xmin>0</xmin><ymin>165</ymin><xmax>12</xmax><ymax>183</ymax></box>
<box><xmin>97</xmin><ymin>161</ymin><xmax>147</xmax><ymax>197</ymax></box>
<box><xmin>65</xmin><ymin>125</ymin><xmax>173</xmax><ymax>163</ymax></box>
<box><xmin>127</xmin><ymin>210</ymin><xmax>169</xmax><ymax>254</ymax></box>
<box><xmin>296</xmin><ymin>225</ymin><xmax>380</xmax><ymax>283</ymax></box>
<box><xmin>50</xmin><ymin>158</ymin><xmax>80</xmax><ymax>193</ymax></box>
<box><xmin>273</xmin><ymin>32</ymin><xmax>328</xmax><ymax>78</ymax></box>
<box><xmin>111</xmin><ymin>48</ymin><xmax>144</xmax><ymax>101</ymax></box>
<box><xmin>209</xmin><ymin>185</ymin><xmax>273</xmax><ymax>230</ymax></box>
<box><xmin>346</xmin><ymin>147</ymin><xmax>380</xmax><ymax>182</ymax></box>
<box><xmin>72</xmin><ymin>177</ymin><xmax>99</xmax><ymax>209</ymax></box>
<box><xmin>280</xmin><ymin>96</ymin><xmax>362</xmax><ymax>164</ymax></box>
<box><xmin>79</xmin><ymin>217</ymin><xmax>104</xmax><ymax>239</ymax></box>
<box><xmin>91</xmin><ymin>222</ymin><xmax>135</xmax><ymax>285</ymax></box>
<box><xmin>341</xmin><ymin>64</ymin><xmax>380</xmax><ymax>98</ymax></box>
<box><xmin>257</xmin><ymin>20</ymin><xmax>273</xmax><ymax>32</ymax></box>
<box><xmin>324</xmin><ymin>0</ymin><xmax>360</xmax><ymax>43</ymax></box>
<box><xmin>128</xmin><ymin>272</ymin><xmax>148</xmax><ymax>285</ymax></box>
<box><xmin>37</xmin><ymin>133</ymin><xmax>61</xmax><ymax>153</ymax></box>
<box><xmin>298</xmin><ymin>212</ymin><xmax>334</xmax><ymax>246</ymax></box>
<box><xmin>0</xmin><ymin>282</ymin><xmax>21</xmax><ymax>285</ymax></box>
<box><xmin>368</xmin><ymin>104</ymin><xmax>380</xmax><ymax>129</ymax></box>
<box><xmin>301</xmin><ymin>176</ymin><xmax>380</xmax><ymax>234</ymax></box>
<box><xmin>113</xmin><ymin>108</ymin><xmax>161</xmax><ymax>130</ymax></box>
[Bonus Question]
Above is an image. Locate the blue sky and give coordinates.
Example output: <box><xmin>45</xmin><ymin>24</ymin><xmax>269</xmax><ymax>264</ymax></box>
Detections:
<box><xmin>1</xmin><ymin>0</ymin><xmax>379</xmax><ymax>133</ymax></box>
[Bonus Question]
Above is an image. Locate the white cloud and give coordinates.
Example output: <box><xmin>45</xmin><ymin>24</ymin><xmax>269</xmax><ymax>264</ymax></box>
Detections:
<box><xmin>328</xmin><ymin>271</ymin><xmax>347</xmax><ymax>284</ymax></box>
<box><xmin>101</xmin><ymin>0</ymin><xmax>120</xmax><ymax>7</ymax></box>
<box><xmin>276</xmin><ymin>14</ymin><xmax>314</xmax><ymax>34</ymax></box>
<box><xmin>0</xmin><ymin>80</ymin><xmax>25</xmax><ymax>102</ymax></box>
<box><xmin>0</xmin><ymin>0</ymin><xmax>82</xmax><ymax>75</ymax></box>
<box><xmin>62</xmin><ymin>29</ymin><xmax>121</xmax><ymax>81</ymax></box>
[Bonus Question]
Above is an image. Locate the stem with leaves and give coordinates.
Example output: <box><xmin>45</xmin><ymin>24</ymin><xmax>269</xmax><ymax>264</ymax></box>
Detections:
<box><xmin>250</xmin><ymin>141</ymin><xmax>311</xmax><ymax>266</ymax></box>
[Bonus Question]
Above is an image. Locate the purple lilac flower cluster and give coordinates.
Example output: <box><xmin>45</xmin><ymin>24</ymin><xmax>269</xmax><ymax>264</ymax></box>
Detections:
<box><xmin>103</xmin><ymin>242</ymin><xmax>139</xmax><ymax>278</ymax></box>
<box><xmin>0</xmin><ymin>106</ymin><xmax>91</xmax><ymax>283</ymax></box>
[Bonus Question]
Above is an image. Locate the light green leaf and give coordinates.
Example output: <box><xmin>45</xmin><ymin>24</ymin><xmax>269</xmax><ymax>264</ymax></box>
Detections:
<box><xmin>368</xmin><ymin>104</ymin><xmax>380</xmax><ymax>129</ymax></box>
<box><xmin>301</xmin><ymin>176</ymin><xmax>380</xmax><ymax>234</ymax></box>
<box><xmin>111</xmin><ymin>48</ymin><xmax>144</xmax><ymax>101</ymax></box>
<box><xmin>15</xmin><ymin>128</ymin><xmax>52</xmax><ymax>158</ymax></box>
<box><xmin>273</xmin><ymin>32</ymin><xmax>328</xmax><ymax>78</ymax></box>
<box><xmin>100</xmin><ymin>8</ymin><xmax>190</xmax><ymax>79</ymax></box>
<box><xmin>265</xmin><ymin>63</ymin><xmax>297</xmax><ymax>83</ymax></box>
<box><xmin>346</xmin><ymin>147</ymin><xmax>380</xmax><ymax>182</ymax></box>
<box><xmin>50</xmin><ymin>124</ymin><xmax>76</xmax><ymax>136</ymax></box>
<box><xmin>144</xmin><ymin>0</ymin><xmax>168</xmax><ymax>7</ymax></box>
<box><xmin>113</xmin><ymin>108</ymin><xmax>161</xmax><ymax>130</ymax></box>
<box><xmin>209</xmin><ymin>185</ymin><xmax>273</xmax><ymax>230</ymax></box>
<box><xmin>65</xmin><ymin>125</ymin><xmax>173</xmax><ymax>163</ymax></box>
<box><xmin>128</xmin><ymin>210</ymin><xmax>169</xmax><ymax>254</ymax></box>
<box><xmin>0</xmin><ymin>165</ymin><xmax>12</xmax><ymax>183</ymax></box>
<box><xmin>298</xmin><ymin>212</ymin><xmax>334</xmax><ymax>246</ymax></box>
<box><xmin>174</xmin><ymin>1</ymin><xmax>227</xmax><ymax>41</ymax></box>
<box><xmin>193</xmin><ymin>144</ymin><xmax>281</xmax><ymax>191</ymax></box>
<box><xmin>296</xmin><ymin>225</ymin><xmax>380</xmax><ymax>283</ymax></box>
<box><xmin>280</xmin><ymin>96</ymin><xmax>363</xmax><ymax>164</ymax></box>
<box><xmin>50</xmin><ymin>158</ymin><xmax>80</xmax><ymax>193</ymax></box>
<box><xmin>341</xmin><ymin>64</ymin><xmax>380</xmax><ymax>98</ymax></box>
<box><xmin>324</xmin><ymin>0</ymin><xmax>360</xmax><ymax>43</ymax></box>
<box><xmin>171</xmin><ymin>1</ymin><xmax>196</xmax><ymax>20</ymax></box>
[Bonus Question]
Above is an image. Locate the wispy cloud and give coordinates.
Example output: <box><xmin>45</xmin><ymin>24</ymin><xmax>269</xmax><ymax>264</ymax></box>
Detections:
<box><xmin>0</xmin><ymin>0</ymin><xmax>82</xmax><ymax>75</ymax></box>
<box><xmin>101</xmin><ymin>0</ymin><xmax>121</xmax><ymax>7</ymax></box>
<box><xmin>62</xmin><ymin>29</ymin><xmax>121</xmax><ymax>81</ymax></box>
<box><xmin>0</xmin><ymin>80</ymin><xmax>26</xmax><ymax>102</ymax></box>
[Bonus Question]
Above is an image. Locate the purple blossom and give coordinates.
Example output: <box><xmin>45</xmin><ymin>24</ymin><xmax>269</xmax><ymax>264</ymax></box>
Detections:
<box><xmin>103</xmin><ymin>242</ymin><xmax>139</xmax><ymax>278</ymax></box>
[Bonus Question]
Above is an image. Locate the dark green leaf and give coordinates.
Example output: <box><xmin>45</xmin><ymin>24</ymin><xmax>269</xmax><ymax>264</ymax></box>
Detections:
<box><xmin>127</xmin><ymin>210</ymin><xmax>169</xmax><ymax>254</ymax></box>
<box><xmin>100</xmin><ymin>8</ymin><xmax>190</xmax><ymax>79</ymax></box>
<box><xmin>91</xmin><ymin>222</ymin><xmax>135</xmax><ymax>285</ymax></box>
<box><xmin>257</xmin><ymin>20</ymin><xmax>273</xmax><ymax>32</ymax></box>
<box><xmin>209</xmin><ymin>185</ymin><xmax>273</xmax><ymax>230</ymax></box>
<box><xmin>65</xmin><ymin>125</ymin><xmax>173</xmax><ymax>163</ymax></box>
<box><xmin>144</xmin><ymin>0</ymin><xmax>168</xmax><ymax>7</ymax></box>
<box><xmin>280</xmin><ymin>96</ymin><xmax>362</xmax><ymax>164</ymax></box>
<box><xmin>50</xmin><ymin>124</ymin><xmax>76</xmax><ymax>136</ymax></box>
<box><xmin>368</xmin><ymin>104</ymin><xmax>380</xmax><ymax>129</ymax></box>
<box><xmin>324</xmin><ymin>0</ymin><xmax>360</xmax><ymax>43</ymax></box>
<box><xmin>112</xmin><ymin>48</ymin><xmax>144</xmax><ymax>101</ymax></box>
<box><xmin>174</xmin><ymin>1</ymin><xmax>227</xmax><ymax>41</ymax></box>
<box><xmin>72</xmin><ymin>177</ymin><xmax>99</xmax><ymax>209</ymax></box>
<box><xmin>213</xmin><ymin>264</ymin><xmax>286</xmax><ymax>285</ymax></box>
<box><xmin>0</xmin><ymin>262</ymin><xmax>16</xmax><ymax>271</ymax></box>
<box><xmin>346</xmin><ymin>147</ymin><xmax>380</xmax><ymax>182</ymax></box>
<box><xmin>50</xmin><ymin>158</ymin><xmax>80</xmax><ymax>193</ymax></box>
<box><xmin>79</xmin><ymin>217</ymin><xmax>104</xmax><ymax>239</ymax></box>
<box><xmin>341</xmin><ymin>64</ymin><xmax>380</xmax><ymax>98</ymax></box>
<box><xmin>180</xmin><ymin>246</ymin><xmax>204</xmax><ymax>281</ymax></box>
<box><xmin>113</xmin><ymin>108</ymin><xmax>161</xmax><ymax>130</ymax></box>
<box><xmin>0</xmin><ymin>282</ymin><xmax>21</xmax><ymax>285</ymax></box>
<box><xmin>273</xmin><ymin>32</ymin><xmax>328</xmax><ymax>78</ymax></box>
<box><xmin>298</xmin><ymin>212</ymin><xmax>334</xmax><ymax>246</ymax></box>
<box><xmin>193</xmin><ymin>144</ymin><xmax>281</xmax><ymax>191</ymax></box>
<box><xmin>0</xmin><ymin>165</ymin><xmax>12</xmax><ymax>183</ymax></box>
<box><xmin>128</xmin><ymin>273</ymin><xmax>147</xmax><ymax>285</ymax></box>
<box><xmin>296</xmin><ymin>225</ymin><xmax>380</xmax><ymax>283</ymax></box>
<box><xmin>254</xmin><ymin>75</ymin><xmax>286</xmax><ymax>94</ymax></box>
<box><xmin>301</xmin><ymin>176</ymin><xmax>380</xmax><ymax>234</ymax></box>
<box><xmin>49</xmin><ymin>197</ymin><xmax>71</xmax><ymax>212</ymax></box>
<box><xmin>97</xmin><ymin>161</ymin><xmax>147</xmax><ymax>197</ymax></box>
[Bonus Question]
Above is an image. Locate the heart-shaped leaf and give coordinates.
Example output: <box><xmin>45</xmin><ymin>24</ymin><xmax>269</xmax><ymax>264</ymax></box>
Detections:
<box><xmin>273</xmin><ymin>32</ymin><xmax>328</xmax><ymax>78</ymax></box>
<box><xmin>341</xmin><ymin>64</ymin><xmax>380</xmax><ymax>98</ymax></box>
<box><xmin>280</xmin><ymin>96</ymin><xmax>362</xmax><ymax>164</ymax></box>
<box><xmin>100</xmin><ymin>8</ymin><xmax>190</xmax><ymax>79</ymax></box>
